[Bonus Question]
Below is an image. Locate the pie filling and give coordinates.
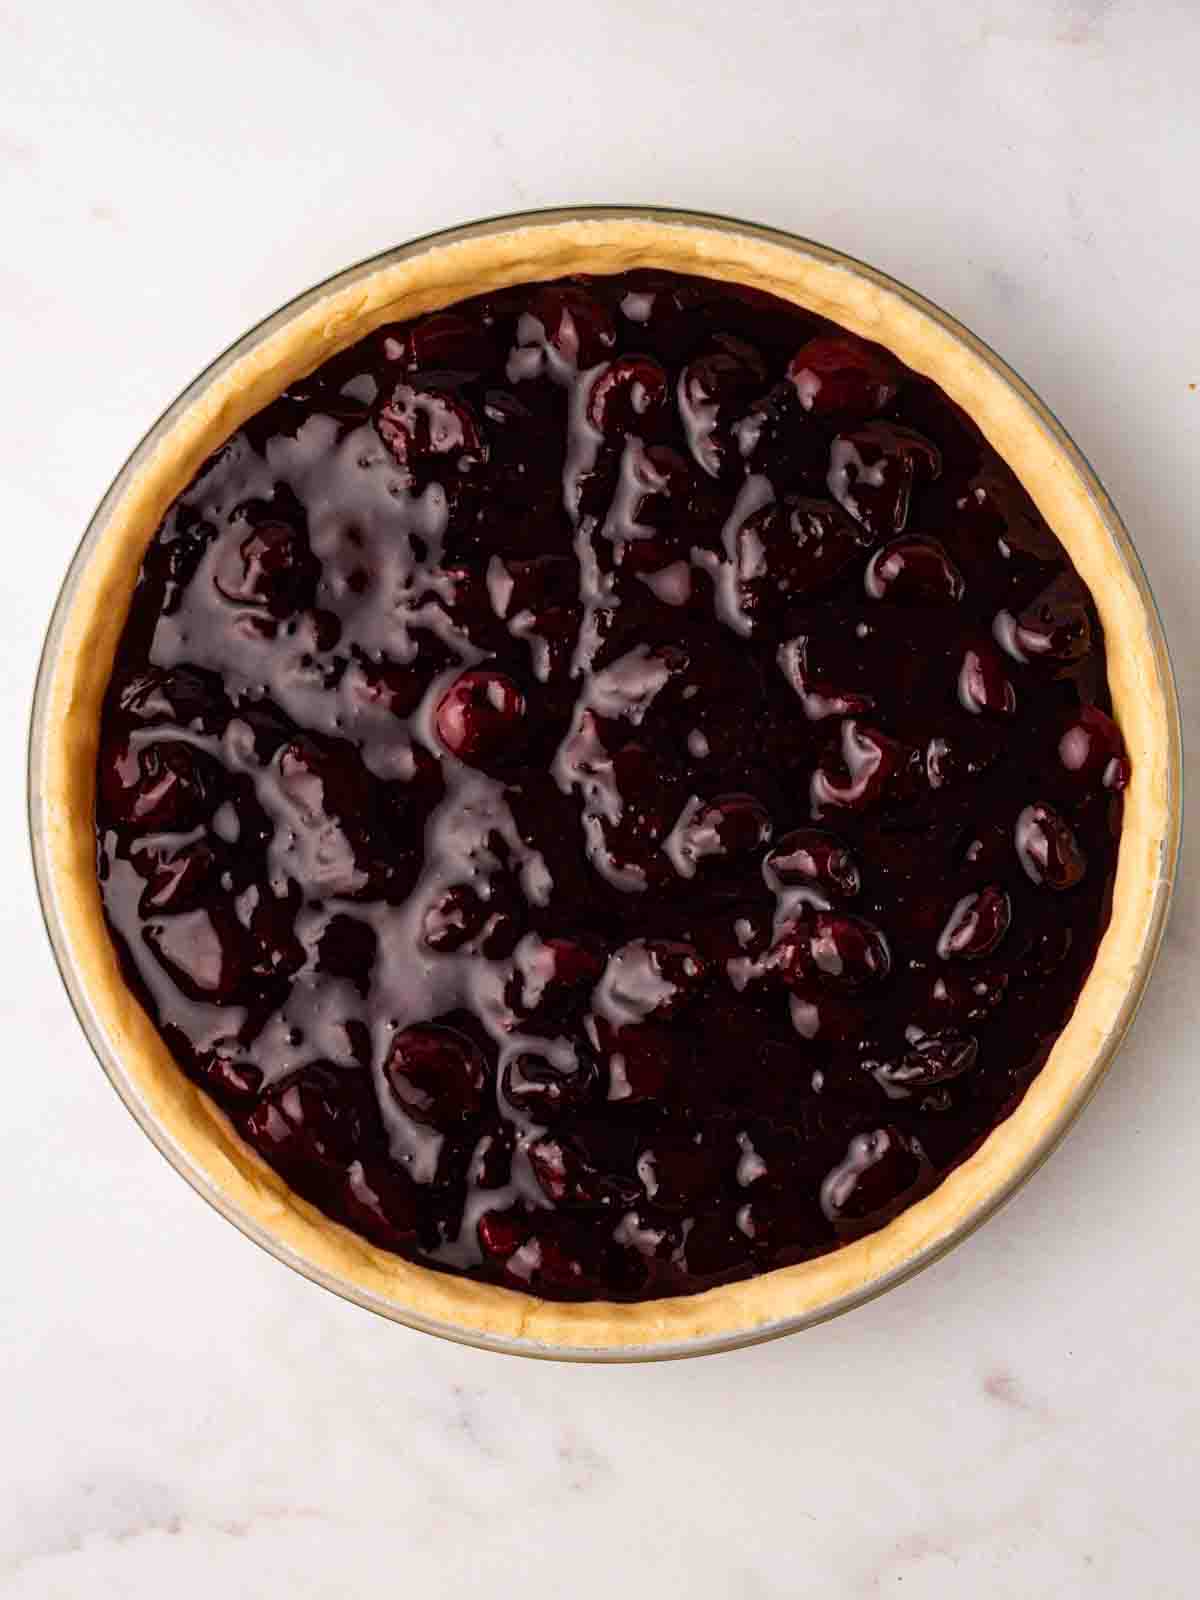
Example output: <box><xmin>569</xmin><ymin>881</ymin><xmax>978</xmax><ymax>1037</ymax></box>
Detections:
<box><xmin>94</xmin><ymin>271</ymin><xmax>1128</xmax><ymax>1303</ymax></box>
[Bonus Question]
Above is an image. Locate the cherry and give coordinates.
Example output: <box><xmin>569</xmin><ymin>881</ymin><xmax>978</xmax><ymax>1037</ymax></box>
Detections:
<box><xmin>819</xmin><ymin>1126</ymin><xmax>926</xmax><ymax>1228</ymax></box>
<box><xmin>958</xmin><ymin>641</ymin><xmax>1016</xmax><ymax>717</ymax></box>
<box><xmin>875</xmin><ymin>1031</ymin><xmax>979</xmax><ymax>1091</ymax></box>
<box><xmin>386</xmin><ymin>311</ymin><xmax>494</xmax><ymax>375</ymax></box>
<box><xmin>665</xmin><ymin>793</ymin><xmax>772</xmax><ymax>878</ymax></box>
<box><xmin>510</xmin><ymin>934</ymin><xmax>605</xmax><ymax>1021</ymax></box>
<box><xmin>116</xmin><ymin>667</ymin><xmax>226</xmax><ymax>731</ymax></box>
<box><xmin>130</xmin><ymin>835</ymin><xmax>221</xmax><ymax>916</ymax></box>
<box><xmin>608</xmin><ymin>442</ymin><xmax>694</xmax><ymax>543</ymax></box>
<box><xmin>677</xmin><ymin>336</ymin><xmax>768</xmax><ymax>479</ymax></box>
<box><xmin>701</xmin><ymin>794</ymin><xmax>774</xmax><ymax>857</ymax></box>
<box><xmin>734</xmin><ymin>497</ymin><xmax>865</xmax><ymax>622</ymax></box>
<box><xmin>500</xmin><ymin>1051</ymin><xmax>599</xmax><ymax>1122</ymax></box>
<box><xmin>340</xmin><ymin>1159</ymin><xmax>421</xmax><ymax>1249</ymax></box>
<box><xmin>434</xmin><ymin>670</ymin><xmax>526</xmax><ymax>765</ymax></box>
<box><xmin>1057</xmin><ymin>705</ymin><xmax>1130</xmax><ymax>790</ymax></box>
<box><xmin>787</xmin><ymin>334</ymin><xmax>900</xmax><ymax>422</ymax></box>
<box><xmin>383</xmin><ymin>1024</ymin><xmax>487</xmax><ymax>1126</ymax></box>
<box><xmin>769</xmin><ymin>911</ymin><xmax>890</xmax><ymax>990</ymax></box>
<box><xmin>1013</xmin><ymin>573</ymin><xmax>1092</xmax><ymax>666</ymax></box>
<box><xmin>214</xmin><ymin>520</ymin><xmax>317</xmax><ymax>617</ymax></box>
<box><xmin>99</xmin><ymin>739</ymin><xmax>218</xmax><ymax>830</ymax></box>
<box><xmin>528</xmin><ymin>1135</ymin><xmax>604</xmax><ymax>1206</ymax></box>
<box><xmin>764</xmin><ymin>829</ymin><xmax>861</xmax><ymax>899</ymax></box>
<box><xmin>827</xmin><ymin>423</ymin><xmax>941</xmax><ymax>540</ymax></box>
<box><xmin>540</xmin><ymin>936</ymin><xmax>606</xmax><ymax>989</ymax></box>
<box><xmin>376</xmin><ymin>384</ymin><xmax>485</xmax><ymax>473</ymax></box>
<box><xmin>242</xmin><ymin>1065</ymin><xmax>364</xmax><ymax>1176</ymax></box>
<box><xmin>936</xmin><ymin>885</ymin><xmax>1011</xmax><ymax>960</ymax></box>
<box><xmin>477</xmin><ymin>1206</ymin><xmax>529</xmax><ymax>1264</ymax></box>
<box><xmin>275</xmin><ymin>735</ymin><xmax>368</xmax><ymax>823</ymax></box>
<box><xmin>864</xmin><ymin>536</ymin><xmax>964</xmax><ymax>605</ymax></box>
<box><xmin>585</xmin><ymin>356</ymin><xmax>669</xmax><ymax>437</ymax></box>
<box><xmin>513</xmin><ymin>285</ymin><xmax>616</xmax><ymax>372</ymax></box>
<box><xmin>810</xmin><ymin>721</ymin><xmax>921</xmax><ymax>816</ymax></box>
<box><xmin>599</xmin><ymin>939</ymin><xmax>708</xmax><ymax>1022</ymax></box>
<box><xmin>1015</xmin><ymin>803</ymin><xmax>1088</xmax><ymax>889</ymax></box>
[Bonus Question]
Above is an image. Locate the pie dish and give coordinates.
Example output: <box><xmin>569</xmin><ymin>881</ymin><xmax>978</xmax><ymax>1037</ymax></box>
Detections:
<box><xmin>30</xmin><ymin>208</ymin><xmax>1180</xmax><ymax>1358</ymax></box>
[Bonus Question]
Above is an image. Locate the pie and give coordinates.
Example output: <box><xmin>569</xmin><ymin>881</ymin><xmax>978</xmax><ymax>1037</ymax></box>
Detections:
<box><xmin>36</xmin><ymin>216</ymin><xmax>1175</xmax><ymax>1352</ymax></box>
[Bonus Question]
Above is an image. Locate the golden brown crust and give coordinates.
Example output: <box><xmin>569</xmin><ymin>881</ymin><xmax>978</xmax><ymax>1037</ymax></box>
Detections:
<box><xmin>37</xmin><ymin>217</ymin><xmax>1174</xmax><ymax>1351</ymax></box>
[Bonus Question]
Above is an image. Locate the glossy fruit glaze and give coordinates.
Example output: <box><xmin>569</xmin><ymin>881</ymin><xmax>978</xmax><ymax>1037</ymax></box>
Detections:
<box><xmin>94</xmin><ymin>270</ymin><xmax>1128</xmax><ymax>1303</ymax></box>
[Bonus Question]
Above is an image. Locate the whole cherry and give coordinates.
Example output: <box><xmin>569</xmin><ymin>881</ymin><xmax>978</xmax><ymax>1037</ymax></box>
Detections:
<box><xmin>864</xmin><ymin>536</ymin><xmax>964</xmax><ymax>605</ymax></box>
<box><xmin>958</xmin><ymin>641</ymin><xmax>1016</xmax><ymax>717</ymax></box>
<box><xmin>242</xmin><ymin>1065</ymin><xmax>364</xmax><ymax>1176</ymax></box>
<box><xmin>434</xmin><ymin>670</ymin><xmax>527</xmax><ymax>765</ymax></box>
<box><xmin>936</xmin><ymin>885</ymin><xmax>1012</xmax><ymax>960</ymax></box>
<box><xmin>764</xmin><ymin>829</ymin><xmax>861</xmax><ymax>899</ymax></box>
<box><xmin>500</xmin><ymin>1051</ymin><xmax>600</xmax><ymax>1123</ymax></box>
<box><xmin>787</xmin><ymin>334</ymin><xmax>901</xmax><ymax>423</ymax></box>
<box><xmin>586</xmin><ymin>356</ymin><xmax>669</xmax><ymax>437</ymax></box>
<box><xmin>820</xmin><ymin>1126</ymin><xmax>927</xmax><ymax>1229</ymax></box>
<box><xmin>1057</xmin><ymin>705</ymin><xmax>1130</xmax><ymax>790</ymax></box>
<box><xmin>376</xmin><ymin>384</ymin><xmax>485</xmax><ymax>473</ymax></box>
<box><xmin>513</xmin><ymin>286</ymin><xmax>616</xmax><ymax>372</ymax></box>
<box><xmin>1015</xmin><ymin>803</ymin><xmax>1088</xmax><ymax>889</ymax></box>
<box><xmin>99</xmin><ymin>739</ymin><xmax>218</xmax><ymax>831</ymax></box>
<box><xmin>875</xmin><ymin>1031</ymin><xmax>979</xmax><ymax>1091</ymax></box>
<box><xmin>769</xmin><ymin>910</ymin><xmax>891</xmax><ymax>990</ymax></box>
<box><xmin>383</xmin><ymin>1024</ymin><xmax>487</xmax><ymax>1126</ymax></box>
<box><xmin>598</xmin><ymin>939</ymin><xmax>709</xmax><ymax>1022</ymax></box>
<box><xmin>214</xmin><ymin>520</ymin><xmax>317</xmax><ymax>617</ymax></box>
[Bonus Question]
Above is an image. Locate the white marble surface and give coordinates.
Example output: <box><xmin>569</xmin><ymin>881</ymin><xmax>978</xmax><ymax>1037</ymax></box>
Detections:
<box><xmin>4</xmin><ymin>0</ymin><xmax>1198</xmax><ymax>1593</ymax></box>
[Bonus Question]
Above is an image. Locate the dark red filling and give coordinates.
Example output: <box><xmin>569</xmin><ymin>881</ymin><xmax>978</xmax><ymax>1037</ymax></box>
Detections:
<box><xmin>94</xmin><ymin>270</ymin><xmax>1126</xmax><ymax>1303</ymax></box>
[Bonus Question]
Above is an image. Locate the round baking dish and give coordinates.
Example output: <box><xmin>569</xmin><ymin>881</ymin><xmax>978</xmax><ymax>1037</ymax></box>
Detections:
<box><xmin>29</xmin><ymin>206</ymin><xmax>1182</xmax><ymax>1360</ymax></box>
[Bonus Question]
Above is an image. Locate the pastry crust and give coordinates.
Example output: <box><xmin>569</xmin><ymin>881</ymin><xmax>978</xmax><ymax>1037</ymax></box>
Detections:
<box><xmin>35</xmin><ymin>216</ymin><xmax>1176</xmax><ymax>1353</ymax></box>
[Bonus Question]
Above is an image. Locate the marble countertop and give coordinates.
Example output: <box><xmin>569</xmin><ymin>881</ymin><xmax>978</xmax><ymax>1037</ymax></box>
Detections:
<box><xmin>4</xmin><ymin>0</ymin><xmax>1198</xmax><ymax>1593</ymax></box>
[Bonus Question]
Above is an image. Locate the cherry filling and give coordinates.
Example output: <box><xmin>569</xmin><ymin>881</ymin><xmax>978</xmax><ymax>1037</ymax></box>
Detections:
<box><xmin>94</xmin><ymin>269</ymin><xmax>1125</xmax><ymax>1303</ymax></box>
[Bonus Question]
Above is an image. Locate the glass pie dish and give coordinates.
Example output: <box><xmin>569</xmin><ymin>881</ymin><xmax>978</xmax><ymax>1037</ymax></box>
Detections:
<box><xmin>29</xmin><ymin>205</ymin><xmax>1181</xmax><ymax>1360</ymax></box>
